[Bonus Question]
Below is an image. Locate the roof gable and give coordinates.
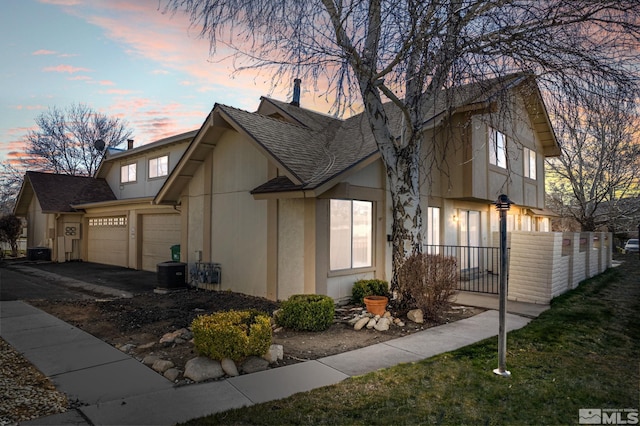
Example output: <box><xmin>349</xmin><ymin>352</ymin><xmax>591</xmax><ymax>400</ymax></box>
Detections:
<box><xmin>14</xmin><ymin>171</ymin><xmax>116</xmax><ymax>214</ymax></box>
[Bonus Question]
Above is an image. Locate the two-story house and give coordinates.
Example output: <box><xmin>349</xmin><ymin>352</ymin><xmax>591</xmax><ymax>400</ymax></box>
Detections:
<box><xmin>14</xmin><ymin>130</ymin><xmax>196</xmax><ymax>268</ymax></box>
<box><xmin>14</xmin><ymin>73</ymin><xmax>561</xmax><ymax>302</ymax></box>
<box><xmin>154</xmin><ymin>73</ymin><xmax>560</xmax><ymax>301</ymax></box>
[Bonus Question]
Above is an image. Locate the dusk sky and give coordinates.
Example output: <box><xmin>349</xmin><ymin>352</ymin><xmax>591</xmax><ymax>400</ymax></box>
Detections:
<box><xmin>0</xmin><ymin>0</ymin><xmax>329</xmax><ymax>165</ymax></box>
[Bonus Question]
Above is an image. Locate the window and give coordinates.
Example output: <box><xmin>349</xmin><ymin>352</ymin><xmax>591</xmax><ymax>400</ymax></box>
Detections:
<box><xmin>149</xmin><ymin>155</ymin><xmax>169</xmax><ymax>179</ymax></box>
<box><xmin>426</xmin><ymin>207</ymin><xmax>440</xmax><ymax>254</ymax></box>
<box><xmin>89</xmin><ymin>216</ymin><xmax>127</xmax><ymax>227</ymax></box>
<box><xmin>524</xmin><ymin>148</ymin><xmax>537</xmax><ymax>180</ymax></box>
<box><xmin>489</xmin><ymin>128</ymin><xmax>507</xmax><ymax>169</ymax></box>
<box><xmin>120</xmin><ymin>163</ymin><xmax>136</xmax><ymax>183</ymax></box>
<box><xmin>330</xmin><ymin>200</ymin><xmax>373</xmax><ymax>270</ymax></box>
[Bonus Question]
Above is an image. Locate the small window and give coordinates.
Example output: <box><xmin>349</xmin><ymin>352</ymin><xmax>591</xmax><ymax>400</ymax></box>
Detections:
<box><xmin>426</xmin><ymin>207</ymin><xmax>440</xmax><ymax>254</ymax></box>
<box><xmin>121</xmin><ymin>163</ymin><xmax>136</xmax><ymax>183</ymax></box>
<box><xmin>330</xmin><ymin>199</ymin><xmax>373</xmax><ymax>271</ymax></box>
<box><xmin>524</xmin><ymin>148</ymin><xmax>537</xmax><ymax>180</ymax></box>
<box><xmin>149</xmin><ymin>155</ymin><xmax>169</xmax><ymax>179</ymax></box>
<box><xmin>489</xmin><ymin>128</ymin><xmax>507</xmax><ymax>169</ymax></box>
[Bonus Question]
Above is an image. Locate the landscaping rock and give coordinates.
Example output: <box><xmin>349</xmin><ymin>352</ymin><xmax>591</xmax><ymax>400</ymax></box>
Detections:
<box><xmin>354</xmin><ymin>317</ymin><xmax>370</xmax><ymax>331</ymax></box>
<box><xmin>221</xmin><ymin>358</ymin><xmax>239</xmax><ymax>377</ymax></box>
<box><xmin>366</xmin><ymin>318</ymin><xmax>377</xmax><ymax>329</ymax></box>
<box><xmin>383</xmin><ymin>311</ymin><xmax>392</xmax><ymax>318</ymax></box>
<box><xmin>138</xmin><ymin>341</ymin><xmax>155</xmax><ymax>350</ymax></box>
<box><xmin>152</xmin><ymin>359</ymin><xmax>174</xmax><ymax>373</ymax></box>
<box><xmin>184</xmin><ymin>357</ymin><xmax>224</xmax><ymax>382</ymax></box>
<box><xmin>374</xmin><ymin>317</ymin><xmax>390</xmax><ymax>331</ymax></box>
<box><xmin>241</xmin><ymin>356</ymin><xmax>269</xmax><ymax>374</ymax></box>
<box><xmin>164</xmin><ymin>368</ymin><xmax>181</xmax><ymax>382</ymax></box>
<box><xmin>142</xmin><ymin>355</ymin><xmax>160</xmax><ymax>366</ymax></box>
<box><xmin>160</xmin><ymin>328</ymin><xmax>192</xmax><ymax>345</ymax></box>
<box><xmin>407</xmin><ymin>309</ymin><xmax>424</xmax><ymax>324</ymax></box>
<box><xmin>117</xmin><ymin>343</ymin><xmax>136</xmax><ymax>353</ymax></box>
<box><xmin>263</xmin><ymin>344</ymin><xmax>284</xmax><ymax>363</ymax></box>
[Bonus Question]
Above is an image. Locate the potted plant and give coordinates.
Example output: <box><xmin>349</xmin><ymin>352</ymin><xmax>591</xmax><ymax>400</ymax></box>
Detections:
<box><xmin>352</xmin><ymin>279</ymin><xmax>389</xmax><ymax>315</ymax></box>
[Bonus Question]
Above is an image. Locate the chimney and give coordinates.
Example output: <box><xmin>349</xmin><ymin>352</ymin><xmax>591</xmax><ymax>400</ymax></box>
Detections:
<box><xmin>127</xmin><ymin>139</ymin><xmax>134</xmax><ymax>150</ymax></box>
<box><xmin>291</xmin><ymin>78</ymin><xmax>301</xmax><ymax>107</ymax></box>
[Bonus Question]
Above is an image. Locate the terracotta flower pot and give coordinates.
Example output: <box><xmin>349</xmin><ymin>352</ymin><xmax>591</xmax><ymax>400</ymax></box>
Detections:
<box><xmin>363</xmin><ymin>295</ymin><xmax>389</xmax><ymax>316</ymax></box>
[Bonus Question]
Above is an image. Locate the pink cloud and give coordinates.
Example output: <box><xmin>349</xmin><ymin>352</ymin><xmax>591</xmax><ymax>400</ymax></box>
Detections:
<box><xmin>68</xmin><ymin>75</ymin><xmax>92</xmax><ymax>81</ymax></box>
<box><xmin>98</xmin><ymin>80</ymin><xmax>115</xmax><ymax>86</ymax></box>
<box><xmin>14</xmin><ymin>105</ymin><xmax>46</xmax><ymax>111</ymax></box>
<box><xmin>103</xmin><ymin>89</ymin><xmax>133</xmax><ymax>95</ymax></box>
<box><xmin>32</xmin><ymin>49</ymin><xmax>57</xmax><ymax>55</ymax></box>
<box><xmin>39</xmin><ymin>0</ymin><xmax>82</xmax><ymax>6</ymax></box>
<box><xmin>43</xmin><ymin>64</ymin><xmax>92</xmax><ymax>73</ymax></box>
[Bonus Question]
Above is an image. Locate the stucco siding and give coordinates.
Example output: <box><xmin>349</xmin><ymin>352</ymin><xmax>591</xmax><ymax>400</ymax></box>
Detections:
<box><xmin>277</xmin><ymin>198</ymin><xmax>305</xmax><ymax>300</ymax></box>
<box><xmin>209</xmin><ymin>132</ymin><xmax>269</xmax><ymax>297</ymax></box>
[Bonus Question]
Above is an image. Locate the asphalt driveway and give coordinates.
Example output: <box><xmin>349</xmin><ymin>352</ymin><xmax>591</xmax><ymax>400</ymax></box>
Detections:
<box><xmin>0</xmin><ymin>259</ymin><xmax>159</xmax><ymax>301</ymax></box>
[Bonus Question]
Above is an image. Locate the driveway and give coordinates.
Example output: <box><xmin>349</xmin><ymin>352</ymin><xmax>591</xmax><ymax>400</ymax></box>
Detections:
<box><xmin>0</xmin><ymin>260</ymin><xmax>159</xmax><ymax>301</ymax></box>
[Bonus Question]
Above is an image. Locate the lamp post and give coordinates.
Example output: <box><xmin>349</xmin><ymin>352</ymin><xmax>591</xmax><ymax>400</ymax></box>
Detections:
<box><xmin>494</xmin><ymin>194</ymin><xmax>512</xmax><ymax>377</ymax></box>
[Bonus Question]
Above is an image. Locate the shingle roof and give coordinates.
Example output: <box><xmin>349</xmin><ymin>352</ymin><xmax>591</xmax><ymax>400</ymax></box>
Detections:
<box><xmin>218</xmin><ymin>103</ymin><xmax>379</xmax><ymax>192</ymax></box>
<box><xmin>24</xmin><ymin>171</ymin><xmax>116</xmax><ymax>213</ymax></box>
<box><xmin>236</xmin><ymin>74</ymin><xmax>531</xmax><ymax>195</ymax></box>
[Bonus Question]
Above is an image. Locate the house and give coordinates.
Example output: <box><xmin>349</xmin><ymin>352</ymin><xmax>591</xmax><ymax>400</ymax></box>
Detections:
<box><xmin>153</xmin><ymin>73</ymin><xmax>561</xmax><ymax>301</ymax></box>
<box><xmin>14</xmin><ymin>130</ymin><xmax>197</xmax><ymax>268</ymax></box>
<box><xmin>14</xmin><ymin>73</ymin><xmax>567</xmax><ymax>302</ymax></box>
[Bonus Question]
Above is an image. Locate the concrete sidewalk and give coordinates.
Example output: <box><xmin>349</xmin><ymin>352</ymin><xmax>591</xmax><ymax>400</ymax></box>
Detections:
<box><xmin>2</xmin><ymin>300</ymin><xmax>534</xmax><ymax>426</ymax></box>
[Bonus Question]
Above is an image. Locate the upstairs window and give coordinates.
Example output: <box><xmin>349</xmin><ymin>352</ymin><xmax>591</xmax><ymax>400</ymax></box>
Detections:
<box><xmin>489</xmin><ymin>128</ymin><xmax>507</xmax><ymax>169</ymax></box>
<box><xmin>524</xmin><ymin>148</ymin><xmax>537</xmax><ymax>180</ymax></box>
<box><xmin>330</xmin><ymin>200</ymin><xmax>373</xmax><ymax>271</ymax></box>
<box><xmin>120</xmin><ymin>163</ymin><xmax>136</xmax><ymax>183</ymax></box>
<box><xmin>149</xmin><ymin>155</ymin><xmax>169</xmax><ymax>179</ymax></box>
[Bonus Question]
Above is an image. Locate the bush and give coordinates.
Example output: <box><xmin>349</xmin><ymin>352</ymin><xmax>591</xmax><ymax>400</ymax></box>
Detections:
<box><xmin>397</xmin><ymin>253</ymin><xmax>458</xmax><ymax>320</ymax></box>
<box><xmin>351</xmin><ymin>279</ymin><xmax>390</xmax><ymax>305</ymax></box>
<box><xmin>276</xmin><ymin>294</ymin><xmax>335</xmax><ymax>331</ymax></box>
<box><xmin>191</xmin><ymin>310</ymin><xmax>272</xmax><ymax>361</ymax></box>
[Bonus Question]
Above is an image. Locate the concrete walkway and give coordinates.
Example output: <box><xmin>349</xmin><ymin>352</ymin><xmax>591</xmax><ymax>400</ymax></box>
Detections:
<box><xmin>1</xmin><ymin>297</ymin><xmax>537</xmax><ymax>426</ymax></box>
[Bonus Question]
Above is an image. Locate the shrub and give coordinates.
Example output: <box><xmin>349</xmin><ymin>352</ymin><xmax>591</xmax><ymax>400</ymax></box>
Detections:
<box><xmin>397</xmin><ymin>253</ymin><xmax>458</xmax><ymax>320</ymax></box>
<box><xmin>351</xmin><ymin>279</ymin><xmax>390</xmax><ymax>305</ymax></box>
<box><xmin>191</xmin><ymin>310</ymin><xmax>272</xmax><ymax>361</ymax></box>
<box><xmin>276</xmin><ymin>294</ymin><xmax>335</xmax><ymax>331</ymax></box>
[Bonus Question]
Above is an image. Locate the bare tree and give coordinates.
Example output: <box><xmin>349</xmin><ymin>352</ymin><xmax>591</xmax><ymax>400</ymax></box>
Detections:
<box><xmin>0</xmin><ymin>162</ymin><xmax>27</xmax><ymax>215</ymax></box>
<box><xmin>25</xmin><ymin>103</ymin><xmax>132</xmax><ymax>176</ymax></box>
<box><xmin>164</xmin><ymin>0</ymin><xmax>640</xmax><ymax>292</ymax></box>
<box><xmin>546</xmin><ymin>79</ymin><xmax>640</xmax><ymax>232</ymax></box>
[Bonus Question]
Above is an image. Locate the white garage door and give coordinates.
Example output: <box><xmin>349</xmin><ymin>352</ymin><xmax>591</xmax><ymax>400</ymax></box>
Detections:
<box><xmin>142</xmin><ymin>214</ymin><xmax>181</xmax><ymax>272</ymax></box>
<box><xmin>87</xmin><ymin>217</ymin><xmax>128</xmax><ymax>268</ymax></box>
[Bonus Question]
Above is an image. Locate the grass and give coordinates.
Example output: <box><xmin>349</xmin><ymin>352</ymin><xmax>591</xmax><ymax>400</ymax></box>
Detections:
<box><xmin>185</xmin><ymin>255</ymin><xmax>639</xmax><ymax>425</ymax></box>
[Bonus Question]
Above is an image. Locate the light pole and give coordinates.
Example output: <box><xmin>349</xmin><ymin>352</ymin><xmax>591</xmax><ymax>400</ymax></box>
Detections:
<box><xmin>494</xmin><ymin>194</ymin><xmax>512</xmax><ymax>377</ymax></box>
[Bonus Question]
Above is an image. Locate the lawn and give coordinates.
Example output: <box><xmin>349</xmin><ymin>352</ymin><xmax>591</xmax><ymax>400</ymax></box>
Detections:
<box><xmin>186</xmin><ymin>255</ymin><xmax>639</xmax><ymax>425</ymax></box>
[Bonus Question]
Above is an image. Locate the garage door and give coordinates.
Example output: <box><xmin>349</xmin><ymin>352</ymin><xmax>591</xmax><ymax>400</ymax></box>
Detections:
<box><xmin>87</xmin><ymin>217</ymin><xmax>128</xmax><ymax>268</ymax></box>
<box><xmin>141</xmin><ymin>214</ymin><xmax>181</xmax><ymax>272</ymax></box>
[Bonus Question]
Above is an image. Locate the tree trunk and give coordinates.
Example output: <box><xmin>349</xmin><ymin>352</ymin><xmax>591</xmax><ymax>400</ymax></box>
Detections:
<box><xmin>387</xmin><ymin>149</ymin><xmax>423</xmax><ymax>304</ymax></box>
<box><xmin>359</xmin><ymin>85</ymin><xmax>424</xmax><ymax>303</ymax></box>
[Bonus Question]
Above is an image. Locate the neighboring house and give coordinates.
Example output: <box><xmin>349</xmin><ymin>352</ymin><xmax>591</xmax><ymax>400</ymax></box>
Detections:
<box><xmin>14</xmin><ymin>130</ymin><xmax>197</xmax><ymax>269</ymax></box>
<box><xmin>14</xmin><ymin>172</ymin><xmax>117</xmax><ymax>262</ymax></box>
<box><xmin>153</xmin><ymin>73</ymin><xmax>561</xmax><ymax>301</ymax></box>
<box><xmin>13</xmin><ymin>73</ymin><xmax>563</xmax><ymax>302</ymax></box>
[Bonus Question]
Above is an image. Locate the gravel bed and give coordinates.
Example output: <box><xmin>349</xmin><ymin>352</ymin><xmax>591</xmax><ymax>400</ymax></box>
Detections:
<box><xmin>0</xmin><ymin>337</ymin><xmax>68</xmax><ymax>425</ymax></box>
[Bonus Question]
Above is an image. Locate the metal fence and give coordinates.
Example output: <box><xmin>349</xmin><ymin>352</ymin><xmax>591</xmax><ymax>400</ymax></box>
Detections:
<box><xmin>424</xmin><ymin>245</ymin><xmax>506</xmax><ymax>294</ymax></box>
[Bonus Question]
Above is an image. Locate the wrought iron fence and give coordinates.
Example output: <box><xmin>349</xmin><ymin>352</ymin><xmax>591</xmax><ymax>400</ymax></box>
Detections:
<box><xmin>424</xmin><ymin>245</ymin><xmax>507</xmax><ymax>294</ymax></box>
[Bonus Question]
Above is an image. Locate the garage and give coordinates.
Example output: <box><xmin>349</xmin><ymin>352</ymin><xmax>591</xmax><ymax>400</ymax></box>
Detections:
<box><xmin>87</xmin><ymin>216</ymin><xmax>128</xmax><ymax>268</ymax></box>
<box><xmin>141</xmin><ymin>214</ymin><xmax>181</xmax><ymax>272</ymax></box>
